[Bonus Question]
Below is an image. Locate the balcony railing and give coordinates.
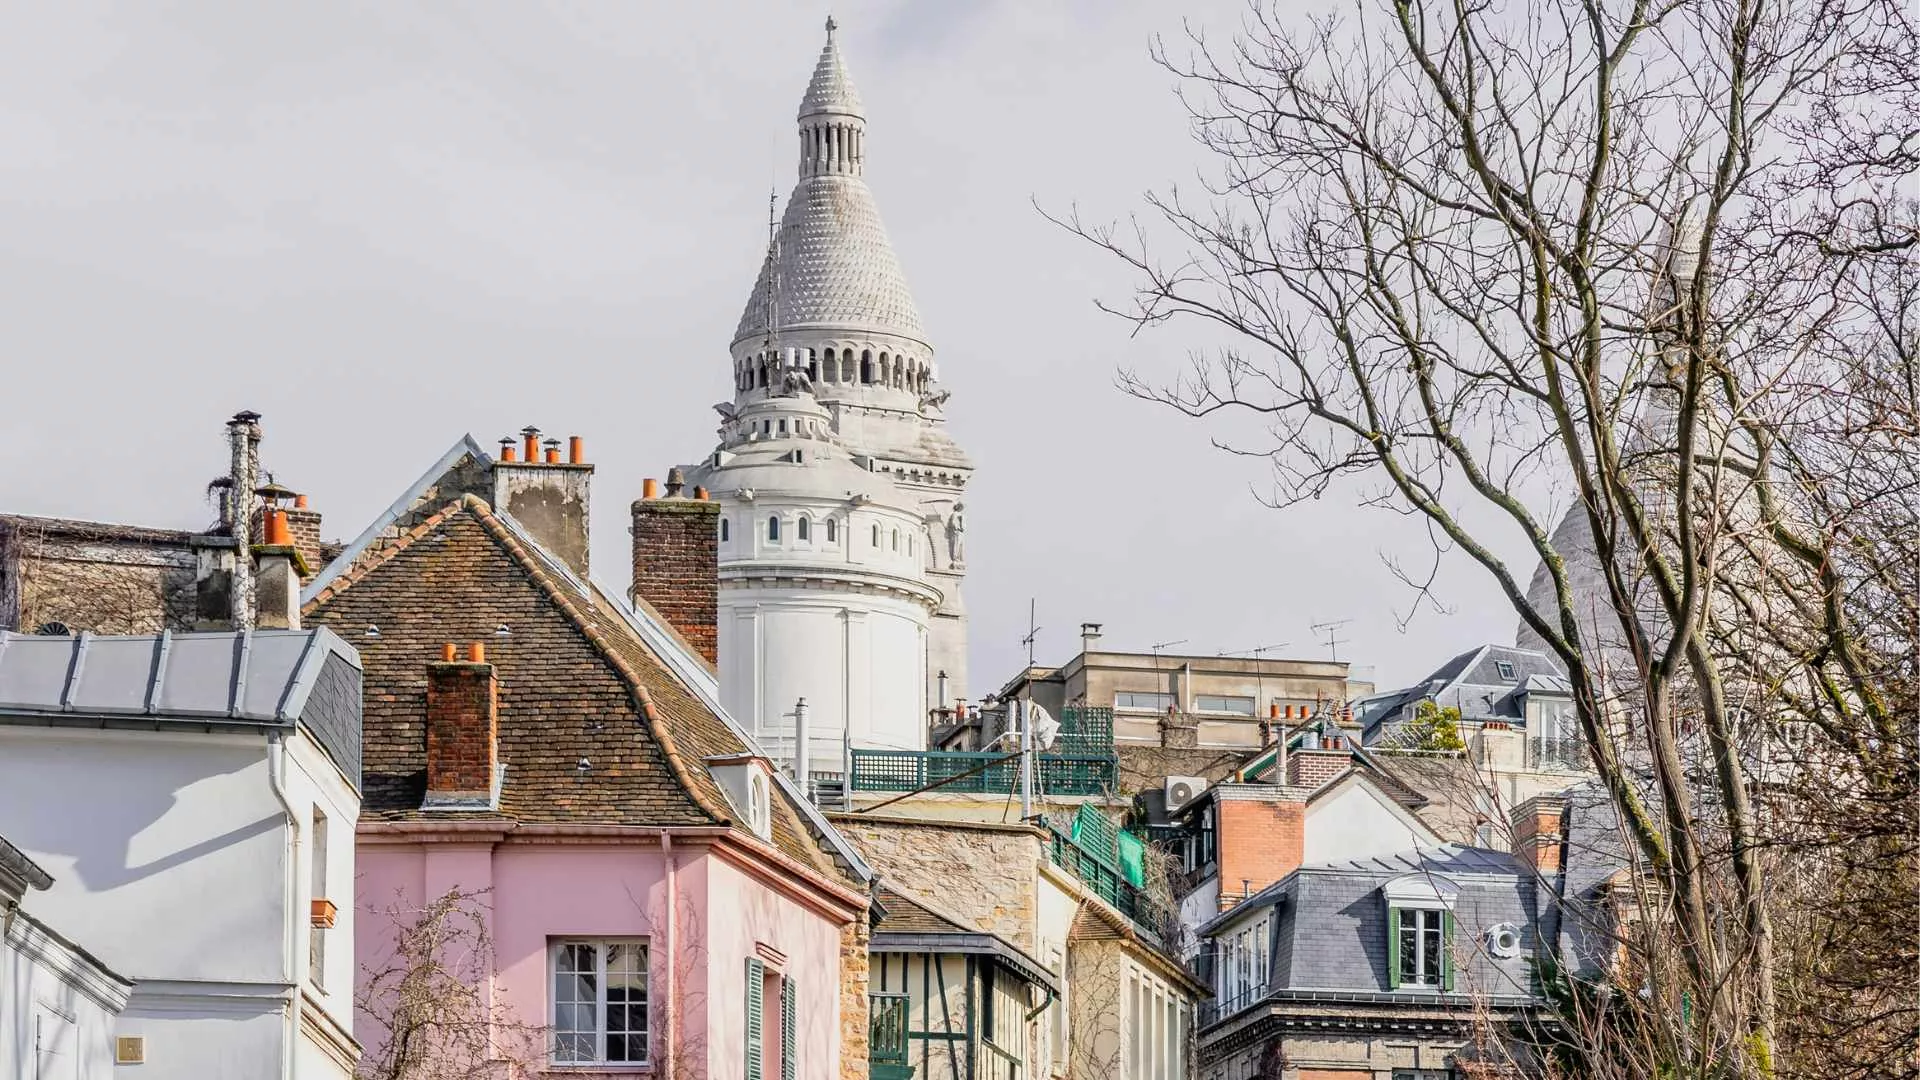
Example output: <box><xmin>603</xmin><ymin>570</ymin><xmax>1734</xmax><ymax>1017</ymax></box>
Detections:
<box><xmin>1045</xmin><ymin>825</ymin><xmax>1174</xmax><ymax>940</ymax></box>
<box><xmin>869</xmin><ymin>992</ymin><xmax>910</xmax><ymax>1066</ymax></box>
<box><xmin>1197</xmin><ymin>982</ymin><xmax>1270</xmax><ymax>1028</ymax></box>
<box><xmin>1526</xmin><ymin>735</ymin><xmax>1588</xmax><ymax>772</ymax></box>
<box><xmin>849</xmin><ymin>749</ymin><xmax>1118</xmax><ymax>797</ymax></box>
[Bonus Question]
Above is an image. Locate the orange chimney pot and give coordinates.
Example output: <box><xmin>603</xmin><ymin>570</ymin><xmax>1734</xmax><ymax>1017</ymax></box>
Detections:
<box><xmin>545</xmin><ymin>447</ymin><xmax>560</xmax><ymax>464</ymax></box>
<box><xmin>693</xmin><ymin>486</ymin><xmax>709</xmax><ymax>501</ymax></box>
<box><xmin>501</xmin><ymin>445</ymin><xmax>517</xmax><ymax>463</ymax></box>
<box><xmin>643</xmin><ymin>478</ymin><xmax>660</xmax><ymax>500</ymax></box>
<box><xmin>568</xmin><ymin>436</ymin><xmax>584</xmax><ymax>464</ymax></box>
<box><xmin>441</xmin><ymin>642</ymin><xmax>456</xmax><ymax>661</ymax></box>
<box><xmin>523</xmin><ymin>433</ymin><xmax>539</xmax><ymax>462</ymax></box>
<box><xmin>466</xmin><ymin>642</ymin><xmax>485</xmax><ymax>663</ymax></box>
<box><xmin>294</xmin><ymin>494</ymin><xmax>309</xmax><ymax>510</ymax></box>
<box><xmin>264</xmin><ymin>509</ymin><xmax>292</xmax><ymax>546</ymax></box>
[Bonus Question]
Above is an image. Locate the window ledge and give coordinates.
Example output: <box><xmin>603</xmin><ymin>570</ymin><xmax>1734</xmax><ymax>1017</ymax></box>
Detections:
<box><xmin>543</xmin><ymin>1066</ymin><xmax>653</xmax><ymax>1075</ymax></box>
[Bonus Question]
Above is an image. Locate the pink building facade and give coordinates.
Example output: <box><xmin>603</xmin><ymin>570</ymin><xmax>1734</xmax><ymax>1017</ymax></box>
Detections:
<box><xmin>305</xmin><ymin>435</ymin><xmax>872</xmax><ymax>1079</ymax></box>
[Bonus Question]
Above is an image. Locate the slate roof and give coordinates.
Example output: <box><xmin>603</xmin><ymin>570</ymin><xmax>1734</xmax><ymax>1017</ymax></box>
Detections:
<box><xmin>0</xmin><ymin>627</ymin><xmax>363</xmax><ymax>789</ymax></box>
<box><xmin>301</xmin><ymin>451</ymin><xmax>863</xmax><ymax>886</ymax></box>
<box><xmin>1200</xmin><ymin>842</ymin><xmax>1543</xmax><ymax>1015</ymax></box>
<box><xmin>1361</xmin><ymin>644</ymin><xmax>1570</xmax><ymax>743</ymax></box>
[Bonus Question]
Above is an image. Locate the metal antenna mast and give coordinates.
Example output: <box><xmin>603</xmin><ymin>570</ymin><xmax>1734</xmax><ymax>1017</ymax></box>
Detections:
<box><xmin>1310</xmin><ymin>619</ymin><xmax>1351</xmax><ymax>663</ymax></box>
<box><xmin>1017</xmin><ymin>599</ymin><xmax>1041</xmax><ymax>821</ymax></box>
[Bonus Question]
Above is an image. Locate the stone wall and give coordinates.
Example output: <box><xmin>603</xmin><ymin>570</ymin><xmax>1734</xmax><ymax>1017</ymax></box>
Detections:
<box><xmin>829</xmin><ymin>814</ymin><xmax>1042</xmax><ymax>953</ymax></box>
<box><xmin>0</xmin><ymin>518</ymin><xmax>198</xmax><ymax>634</ymax></box>
<box><xmin>838</xmin><ymin>916</ymin><xmax>871</xmax><ymax>1080</ymax></box>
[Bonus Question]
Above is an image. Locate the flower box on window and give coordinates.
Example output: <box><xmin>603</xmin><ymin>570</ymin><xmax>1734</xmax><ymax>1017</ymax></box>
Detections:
<box><xmin>311</xmin><ymin>898</ymin><xmax>338</xmax><ymax>929</ymax></box>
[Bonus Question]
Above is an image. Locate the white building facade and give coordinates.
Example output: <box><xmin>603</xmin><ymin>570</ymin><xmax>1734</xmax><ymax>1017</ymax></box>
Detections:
<box><xmin>2</xmin><ymin>834</ymin><xmax>133</xmax><ymax>1080</ymax></box>
<box><xmin>0</xmin><ymin>628</ymin><xmax>364</xmax><ymax>1080</ymax></box>
<box><xmin>686</xmin><ymin>20</ymin><xmax>973</xmax><ymax>773</ymax></box>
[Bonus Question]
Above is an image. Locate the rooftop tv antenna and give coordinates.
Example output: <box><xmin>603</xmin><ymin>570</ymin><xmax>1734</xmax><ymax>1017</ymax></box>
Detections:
<box><xmin>1311</xmin><ymin>620</ymin><xmax>1351</xmax><ymax>662</ymax></box>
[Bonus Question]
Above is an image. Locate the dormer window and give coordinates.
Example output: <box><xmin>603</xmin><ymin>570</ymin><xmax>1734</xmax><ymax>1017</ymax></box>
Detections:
<box><xmin>748</xmin><ymin>770</ymin><xmax>771</xmax><ymax>840</ymax></box>
<box><xmin>1384</xmin><ymin>873</ymin><xmax>1458</xmax><ymax>992</ymax></box>
<box><xmin>1495</xmin><ymin>660</ymin><xmax>1516</xmax><ymax>680</ymax></box>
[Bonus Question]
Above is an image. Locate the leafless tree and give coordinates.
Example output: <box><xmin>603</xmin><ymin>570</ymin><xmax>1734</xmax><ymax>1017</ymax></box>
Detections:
<box><xmin>355</xmin><ymin>889</ymin><xmax>544</xmax><ymax>1080</ymax></box>
<box><xmin>1052</xmin><ymin>0</ymin><xmax>1918</xmax><ymax>1075</ymax></box>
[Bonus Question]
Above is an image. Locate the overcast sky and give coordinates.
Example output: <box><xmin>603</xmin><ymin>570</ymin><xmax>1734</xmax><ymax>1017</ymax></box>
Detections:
<box><xmin>0</xmin><ymin>1</ymin><xmax>1536</xmax><ymax>692</ymax></box>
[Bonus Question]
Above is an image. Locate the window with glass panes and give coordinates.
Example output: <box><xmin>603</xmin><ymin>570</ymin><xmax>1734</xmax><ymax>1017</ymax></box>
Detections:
<box><xmin>550</xmin><ymin>941</ymin><xmax>649</xmax><ymax>1065</ymax></box>
<box><xmin>1389</xmin><ymin>907</ymin><xmax>1452</xmax><ymax>989</ymax></box>
<box><xmin>1194</xmin><ymin>695</ymin><xmax>1255</xmax><ymax>715</ymax></box>
<box><xmin>1122</xmin><ymin>961</ymin><xmax>1188</xmax><ymax>1080</ymax></box>
<box><xmin>1115</xmin><ymin>691</ymin><xmax>1176</xmax><ymax>712</ymax></box>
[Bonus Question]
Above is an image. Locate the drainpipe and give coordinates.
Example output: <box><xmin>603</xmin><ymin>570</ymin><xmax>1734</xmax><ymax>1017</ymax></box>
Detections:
<box><xmin>660</xmin><ymin>831</ymin><xmax>678</xmax><ymax>1079</ymax></box>
<box><xmin>266</xmin><ymin>730</ymin><xmax>301</xmax><ymax>1080</ymax></box>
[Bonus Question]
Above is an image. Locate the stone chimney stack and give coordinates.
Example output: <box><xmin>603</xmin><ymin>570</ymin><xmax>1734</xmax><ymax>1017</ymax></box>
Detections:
<box><xmin>225</xmin><ymin>412</ymin><xmax>261</xmax><ymax>629</ymax></box>
<box><xmin>490</xmin><ymin>427</ymin><xmax>594</xmax><ymax>578</ymax></box>
<box><xmin>1285</xmin><ymin>728</ymin><xmax>1351</xmax><ymax>788</ymax></box>
<box><xmin>285</xmin><ymin>494</ymin><xmax>325</xmax><ymax>583</ymax></box>
<box><xmin>630</xmin><ymin>475</ymin><xmax>720</xmax><ymax>665</ymax></box>
<box><xmin>424</xmin><ymin>643</ymin><xmax>500</xmax><ymax>809</ymax></box>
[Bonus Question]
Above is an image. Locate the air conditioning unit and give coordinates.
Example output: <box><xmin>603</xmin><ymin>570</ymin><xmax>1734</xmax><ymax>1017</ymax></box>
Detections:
<box><xmin>1164</xmin><ymin>776</ymin><xmax>1207</xmax><ymax>812</ymax></box>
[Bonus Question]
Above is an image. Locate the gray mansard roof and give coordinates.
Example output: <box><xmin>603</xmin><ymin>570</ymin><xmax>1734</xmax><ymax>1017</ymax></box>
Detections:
<box><xmin>1203</xmin><ymin>844</ymin><xmax>1542</xmax><ymax>1006</ymax></box>
<box><xmin>1360</xmin><ymin>643</ymin><xmax>1570</xmax><ymax>743</ymax></box>
<box><xmin>0</xmin><ymin>627</ymin><xmax>363</xmax><ymax>790</ymax></box>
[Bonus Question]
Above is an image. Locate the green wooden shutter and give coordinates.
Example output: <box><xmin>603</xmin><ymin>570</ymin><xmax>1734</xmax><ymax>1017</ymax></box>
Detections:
<box><xmin>781</xmin><ymin>976</ymin><xmax>797</xmax><ymax>1080</ymax></box>
<box><xmin>1387</xmin><ymin>907</ymin><xmax>1401</xmax><ymax>989</ymax></box>
<box><xmin>1441</xmin><ymin>910</ymin><xmax>1456</xmax><ymax>992</ymax></box>
<box><xmin>746</xmin><ymin>958</ymin><xmax>765</xmax><ymax>1080</ymax></box>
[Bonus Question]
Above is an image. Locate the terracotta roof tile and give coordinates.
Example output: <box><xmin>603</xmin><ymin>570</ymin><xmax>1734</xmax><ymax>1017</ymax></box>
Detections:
<box><xmin>302</xmin><ymin>494</ymin><xmax>841</xmax><ymax>881</ymax></box>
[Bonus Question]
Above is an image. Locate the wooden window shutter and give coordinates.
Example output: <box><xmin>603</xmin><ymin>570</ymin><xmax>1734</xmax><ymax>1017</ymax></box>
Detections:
<box><xmin>781</xmin><ymin>975</ymin><xmax>798</xmax><ymax>1080</ymax></box>
<box><xmin>1442</xmin><ymin>910</ymin><xmax>1457</xmax><ymax>992</ymax></box>
<box><xmin>746</xmin><ymin>958</ymin><xmax>765</xmax><ymax>1080</ymax></box>
<box><xmin>1387</xmin><ymin>907</ymin><xmax>1401</xmax><ymax>989</ymax></box>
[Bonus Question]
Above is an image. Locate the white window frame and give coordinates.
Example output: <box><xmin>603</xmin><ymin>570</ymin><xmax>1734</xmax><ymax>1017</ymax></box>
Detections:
<box><xmin>1122</xmin><ymin>961</ymin><xmax>1187</xmax><ymax>1080</ymax></box>
<box><xmin>1115</xmin><ymin>691</ymin><xmax>1176</xmax><ymax>713</ymax></box>
<box><xmin>1397</xmin><ymin>907</ymin><xmax>1446</xmax><ymax>988</ymax></box>
<box><xmin>550</xmin><ymin>939</ymin><xmax>651</xmax><ymax>1067</ymax></box>
<box><xmin>1194</xmin><ymin>694</ymin><xmax>1255</xmax><ymax>716</ymax></box>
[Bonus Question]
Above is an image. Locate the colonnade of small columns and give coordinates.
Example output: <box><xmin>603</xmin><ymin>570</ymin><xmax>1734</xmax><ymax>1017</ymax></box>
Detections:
<box><xmin>734</xmin><ymin>346</ymin><xmax>931</xmax><ymax>395</ymax></box>
<box><xmin>800</xmin><ymin>119</ymin><xmax>863</xmax><ymax>177</ymax></box>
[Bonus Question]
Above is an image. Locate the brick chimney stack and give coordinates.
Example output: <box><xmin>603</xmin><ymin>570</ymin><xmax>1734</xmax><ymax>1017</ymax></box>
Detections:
<box><xmin>491</xmin><ymin>426</ymin><xmax>594</xmax><ymax>578</ymax></box>
<box><xmin>1511</xmin><ymin>794</ymin><xmax>1568</xmax><ymax>874</ymax></box>
<box><xmin>630</xmin><ymin>474</ymin><xmax>720</xmax><ymax>665</ymax></box>
<box><xmin>424</xmin><ymin>643</ymin><xmax>499</xmax><ymax>809</ymax></box>
<box><xmin>1215</xmin><ymin>788</ymin><xmax>1306</xmax><ymax>913</ymax></box>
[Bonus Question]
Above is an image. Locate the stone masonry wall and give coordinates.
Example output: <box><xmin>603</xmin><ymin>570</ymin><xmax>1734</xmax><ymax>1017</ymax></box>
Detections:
<box><xmin>838</xmin><ymin>916</ymin><xmax>871</xmax><ymax>1080</ymax></box>
<box><xmin>830</xmin><ymin>815</ymin><xmax>1041</xmax><ymax>953</ymax></box>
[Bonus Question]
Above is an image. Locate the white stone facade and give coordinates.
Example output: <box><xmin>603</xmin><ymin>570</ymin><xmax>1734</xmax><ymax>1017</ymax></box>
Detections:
<box><xmin>687</xmin><ymin>21</ymin><xmax>972</xmax><ymax>772</ymax></box>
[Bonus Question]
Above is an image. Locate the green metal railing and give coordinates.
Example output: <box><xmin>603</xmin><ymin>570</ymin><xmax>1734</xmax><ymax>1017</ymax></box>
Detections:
<box><xmin>1046</xmin><ymin>824</ymin><xmax>1175</xmax><ymax>940</ymax></box>
<box><xmin>869</xmin><ymin>992</ymin><xmax>910</xmax><ymax>1066</ymax></box>
<box><xmin>848</xmin><ymin>749</ymin><xmax>1117</xmax><ymax>796</ymax></box>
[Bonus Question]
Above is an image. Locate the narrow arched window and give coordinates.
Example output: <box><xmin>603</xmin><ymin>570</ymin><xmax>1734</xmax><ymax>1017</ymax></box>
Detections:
<box><xmin>861</xmin><ymin>351</ymin><xmax>873</xmax><ymax>384</ymax></box>
<box><xmin>768</xmin><ymin>516</ymin><xmax>781</xmax><ymax>542</ymax></box>
<box><xmin>891</xmin><ymin>528</ymin><xmax>899</xmax><ymax>552</ymax></box>
<box><xmin>908</xmin><ymin>535</ymin><xmax>915</xmax><ymax>556</ymax></box>
<box><xmin>720</xmin><ymin>518</ymin><xmax>730</xmax><ymax>542</ymax></box>
<box><xmin>797</xmin><ymin>516</ymin><xmax>811</xmax><ymax>541</ymax></box>
<box><xmin>872</xmin><ymin>524</ymin><xmax>880</xmax><ymax>546</ymax></box>
<box><xmin>825</xmin><ymin>518</ymin><xmax>838</xmax><ymax>542</ymax></box>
